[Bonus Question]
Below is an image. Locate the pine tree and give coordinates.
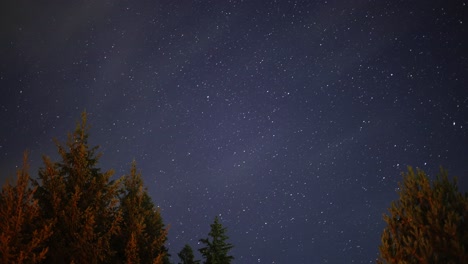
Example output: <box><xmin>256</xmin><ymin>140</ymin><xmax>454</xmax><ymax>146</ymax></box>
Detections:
<box><xmin>378</xmin><ymin>167</ymin><xmax>468</xmax><ymax>264</ymax></box>
<box><xmin>114</xmin><ymin>161</ymin><xmax>169</xmax><ymax>264</ymax></box>
<box><xmin>0</xmin><ymin>152</ymin><xmax>53</xmax><ymax>264</ymax></box>
<box><xmin>178</xmin><ymin>244</ymin><xmax>200</xmax><ymax>264</ymax></box>
<box><xmin>199</xmin><ymin>216</ymin><xmax>234</xmax><ymax>264</ymax></box>
<box><xmin>33</xmin><ymin>112</ymin><xmax>121</xmax><ymax>263</ymax></box>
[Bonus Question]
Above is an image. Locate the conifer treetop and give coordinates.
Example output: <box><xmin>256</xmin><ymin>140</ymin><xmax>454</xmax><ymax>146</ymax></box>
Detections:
<box><xmin>378</xmin><ymin>167</ymin><xmax>468</xmax><ymax>264</ymax></box>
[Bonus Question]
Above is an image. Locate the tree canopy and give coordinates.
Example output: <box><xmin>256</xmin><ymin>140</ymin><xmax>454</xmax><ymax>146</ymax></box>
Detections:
<box><xmin>33</xmin><ymin>112</ymin><xmax>122</xmax><ymax>263</ymax></box>
<box><xmin>178</xmin><ymin>244</ymin><xmax>200</xmax><ymax>264</ymax></box>
<box><xmin>199</xmin><ymin>216</ymin><xmax>234</xmax><ymax>264</ymax></box>
<box><xmin>0</xmin><ymin>152</ymin><xmax>53</xmax><ymax>264</ymax></box>
<box><xmin>0</xmin><ymin>112</ymin><xmax>235</xmax><ymax>264</ymax></box>
<box><xmin>378</xmin><ymin>167</ymin><xmax>468</xmax><ymax>264</ymax></box>
<box><xmin>114</xmin><ymin>161</ymin><xmax>169</xmax><ymax>264</ymax></box>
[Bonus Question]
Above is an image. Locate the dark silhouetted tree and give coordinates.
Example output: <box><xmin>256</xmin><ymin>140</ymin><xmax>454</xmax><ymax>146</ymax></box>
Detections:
<box><xmin>378</xmin><ymin>167</ymin><xmax>468</xmax><ymax>264</ymax></box>
<box><xmin>178</xmin><ymin>244</ymin><xmax>199</xmax><ymax>264</ymax></box>
<box><xmin>199</xmin><ymin>216</ymin><xmax>234</xmax><ymax>264</ymax></box>
<box><xmin>114</xmin><ymin>161</ymin><xmax>169</xmax><ymax>264</ymax></box>
<box><xmin>0</xmin><ymin>152</ymin><xmax>53</xmax><ymax>264</ymax></box>
<box><xmin>33</xmin><ymin>112</ymin><xmax>122</xmax><ymax>263</ymax></box>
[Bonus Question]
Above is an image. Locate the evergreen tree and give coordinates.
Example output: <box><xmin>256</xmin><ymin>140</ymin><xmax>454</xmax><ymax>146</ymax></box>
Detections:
<box><xmin>199</xmin><ymin>216</ymin><xmax>234</xmax><ymax>264</ymax></box>
<box><xmin>33</xmin><ymin>112</ymin><xmax>121</xmax><ymax>263</ymax></box>
<box><xmin>114</xmin><ymin>161</ymin><xmax>169</xmax><ymax>264</ymax></box>
<box><xmin>0</xmin><ymin>152</ymin><xmax>53</xmax><ymax>264</ymax></box>
<box><xmin>178</xmin><ymin>244</ymin><xmax>199</xmax><ymax>264</ymax></box>
<box><xmin>0</xmin><ymin>112</ymin><xmax>173</xmax><ymax>263</ymax></box>
<box><xmin>378</xmin><ymin>167</ymin><xmax>468</xmax><ymax>264</ymax></box>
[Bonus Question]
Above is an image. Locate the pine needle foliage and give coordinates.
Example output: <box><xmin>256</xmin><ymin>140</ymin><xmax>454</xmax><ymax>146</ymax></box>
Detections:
<box><xmin>178</xmin><ymin>244</ymin><xmax>200</xmax><ymax>264</ymax></box>
<box><xmin>378</xmin><ymin>167</ymin><xmax>468</xmax><ymax>264</ymax></box>
<box><xmin>33</xmin><ymin>112</ymin><xmax>122</xmax><ymax>263</ymax></box>
<box><xmin>114</xmin><ymin>161</ymin><xmax>169</xmax><ymax>264</ymax></box>
<box><xmin>199</xmin><ymin>216</ymin><xmax>234</xmax><ymax>264</ymax></box>
<box><xmin>0</xmin><ymin>152</ymin><xmax>53</xmax><ymax>264</ymax></box>
<box><xmin>1</xmin><ymin>112</ymin><xmax>171</xmax><ymax>263</ymax></box>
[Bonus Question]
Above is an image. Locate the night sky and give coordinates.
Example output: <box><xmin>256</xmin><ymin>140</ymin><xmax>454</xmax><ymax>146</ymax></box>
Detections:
<box><xmin>1</xmin><ymin>0</ymin><xmax>468</xmax><ymax>263</ymax></box>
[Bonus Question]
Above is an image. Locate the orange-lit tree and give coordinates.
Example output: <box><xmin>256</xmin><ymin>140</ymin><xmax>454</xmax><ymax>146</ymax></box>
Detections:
<box><xmin>114</xmin><ymin>161</ymin><xmax>169</xmax><ymax>264</ymax></box>
<box><xmin>33</xmin><ymin>113</ymin><xmax>121</xmax><ymax>263</ymax></box>
<box><xmin>0</xmin><ymin>152</ymin><xmax>53</xmax><ymax>264</ymax></box>
<box><xmin>378</xmin><ymin>167</ymin><xmax>468</xmax><ymax>263</ymax></box>
<box><xmin>1</xmin><ymin>112</ymin><xmax>172</xmax><ymax>263</ymax></box>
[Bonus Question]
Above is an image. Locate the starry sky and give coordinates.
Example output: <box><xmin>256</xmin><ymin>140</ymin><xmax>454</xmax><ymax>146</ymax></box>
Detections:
<box><xmin>1</xmin><ymin>0</ymin><xmax>468</xmax><ymax>263</ymax></box>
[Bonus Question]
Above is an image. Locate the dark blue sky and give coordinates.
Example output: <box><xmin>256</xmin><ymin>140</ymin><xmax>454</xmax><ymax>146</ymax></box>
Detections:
<box><xmin>1</xmin><ymin>0</ymin><xmax>468</xmax><ymax>263</ymax></box>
